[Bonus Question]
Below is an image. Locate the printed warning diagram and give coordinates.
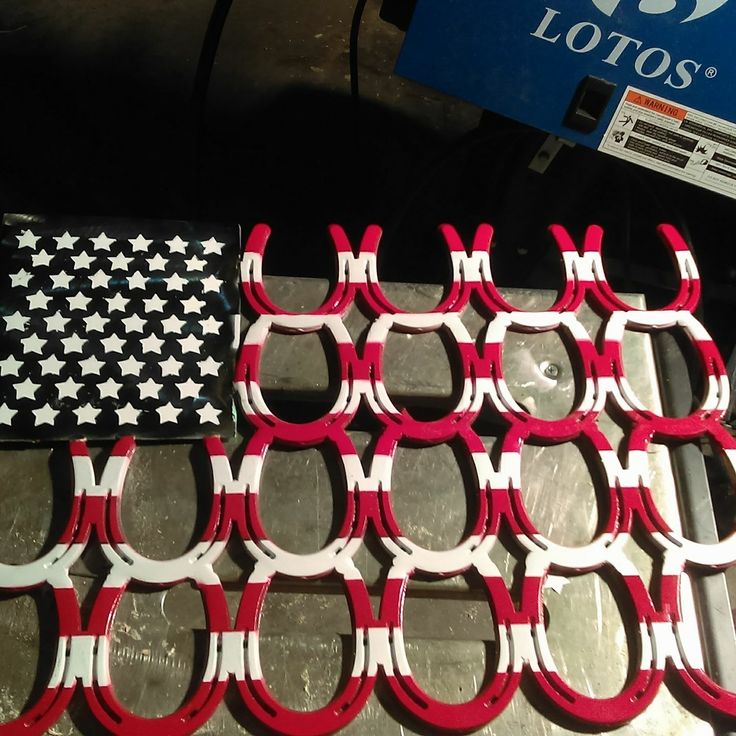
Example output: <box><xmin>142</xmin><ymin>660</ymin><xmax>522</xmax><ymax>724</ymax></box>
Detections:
<box><xmin>600</xmin><ymin>87</ymin><xmax>736</xmax><ymax>199</ymax></box>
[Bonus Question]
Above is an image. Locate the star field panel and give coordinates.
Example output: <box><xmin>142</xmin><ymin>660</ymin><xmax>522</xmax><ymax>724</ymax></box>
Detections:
<box><xmin>0</xmin><ymin>214</ymin><xmax>240</xmax><ymax>441</ymax></box>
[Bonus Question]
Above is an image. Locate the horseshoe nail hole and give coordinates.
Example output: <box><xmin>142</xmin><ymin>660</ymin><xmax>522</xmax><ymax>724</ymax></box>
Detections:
<box><xmin>120</xmin><ymin>444</ymin><xmax>211</xmax><ymax>560</ymax></box>
<box><xmin>0</xmin><ymin>589</ymin><xmax>54</xmax><ymax>720</ymax></box>
<box><xmin>110</xmin><ymin>583</ymin><xmax>207</xmax><ymax>718</ymax></box>
<box><xmin>520</xmin><ymin>440</ymin><xmax>606</xmax><ymax>547</ymax></box>
<box><xmin>260</xmin><ymin>583</ymin><xmax>352</xmax><ymax>711</ymax></box>
<box><xmin>260</xmin><ymin>443</ymin><xmax>346</xmax><ymax>555</ymax></box>
<box><xmin>403</xmin><ymin>575</ymin><xmax>493</xmax><ymax>703</ymax></box>
<box><xmin>630</xmin><ymin>328</ymin><xmax>702</xmax><ymax>418</ymax></box>
<box><xmin>260</xmin><ymin>329</ymin><xmax>341</xmax><ymax>423</ymax></box>
<box><xmin>544</xmin><ymin>571</ymin><xmax>631</xmax><ymax>698</ymax></box>
<box><xmin>383</xmin><ymin>330</ymin><xmax>463</xmax><ymax>420</ymax></box>
<box><xmin>391</xmin><ymin>441</ymin><xmax>477</xmax><ymax>551</ymax></box>
<box><xmin>0</xmin><ymin>447</ymin><xmax>71</xmax><ymax>565</ymax></box>
<box><xmin>502</xmin><ymin>328</ymin><xmax>576</xmax><ymax>420</ymax></box>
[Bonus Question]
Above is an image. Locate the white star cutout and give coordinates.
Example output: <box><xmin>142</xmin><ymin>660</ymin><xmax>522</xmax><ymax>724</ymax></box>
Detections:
<box><xmin>57</xmin><ymin>376</ymin><xmax>83</xmax><ymax>399</ymax></box>
<box><xmin>80</xmin><ymin>355</ymin><xmax>105</xmax><ymax>376</ymax></box>
<box><xmin>160</xmin><ymin>355</ymin><xmax>183</xmax><ymax>377</ymax></box>
<box><xmin>98</xmin><ymin>377</ymin><xmax>122</xmax><ymax>399</ymax></box>
<box><xmin>157</xmin><ymin>402</ymin><xmax>182</xmax><ymax>423</ymax></box>
<box><xmin>0</xmin><ymin>403</ymin><xmax>17</xmax><ymax>425</ymax></box>
<box><xmin>15</xmin><ymin>377</ymin><xmax>40</xmax><ymax>400</ymax></box>
<box><xmin>107</xmin><ymin>293</ymin><xmax>129</xmax><ymax>312</ymax></box>
<box><xmin>184</xmin><ymin>255</ymin><xmax>206</xmax><ymax>272</ymax></box>
<box><xmin>166</xmin><ymin>235</ymin><xmax>188</xmax><ymax>254</ymax></box>
<box><xmin>91</xmin><ymin>232</ymin><xmax>116</xmax><ymax>251</ymax></box>
<box><xmin>35</xmin><ymin>404</ymin><xmax>59</xmax><ymax>426</ymax></box>
<box><xmin>182</xmin><ymin>295</ymin><xmax>205</xmax><ymax>314</ymax></box>
<box><xmin>101</xmin><ymin>334</ymin><xmax>126</xmax><ymax>353</ymax></box>
<box><xmin>67</xmin><ymin>292</ymin><xmax>92</xmax><ymax>311</ymax></box>
<box><xmin>54</xmin><ymin>231</ymin><xmax>79</xmax><ymax>249</ymax></box>
<box><xmin>146</xmin><ymin>253</ymin><xmax>168</xmax><ymax>271</ymax></box>
<box><xmin>201</xmin><ymin>237</ymin><xmax>224</xmax><ymax>255</ymax></box>
<box><xmin>32</xmin><ymin>250</ymin><xmax>53</xmax><ymax>268</ymax></box>
<box><xmin>161</xmin><ymin>314</ymin><xmax>185</xmax><ymax>333</ymax></box>
<box><xmin>39</xmin><ymin>354</ymin><xmax>65</xmax><ymax>374</ymax></box>
<box><xmin>199</xmin><ymin>316</ymin><xmax>221</xmax><ymax>335</ymax></box>
<box><xmin>109</xmin><ymin>252</ymin><xmax>132</xmax><ymax>271</ymax></box>
<box><xmin>10</xmin><ymin>269</ymin><xmax>32</xmax><ymax>288</ymax></box>
<box><xmin>71</xmin><ymin>252</ymin><xmax>94</xmax><ymax>270</ymax></box>
<box><xmin>119</xmin><ymin>355</ymin><xmax>145</xmax><ymax>376</ymax></box>
<box><xmin>17</xmin><ymin>230</ymin><xmax>40</xmax><ymax>250</ymax></box>
<box><xmin>50</xmin><ymin>272</ymin><xmax>74</xmax><ymax>290</ymax></box>
<box><xmin>116</xmin><ymin>403</ymin><xmax>141</xmax><ymax>425</ymax></box>
<box><xmin>198</xmin><ymin>356</ymin><xmax>222</xmax><ymax>377</ymax></box>
<box><xmin>138</xmin><ymin>378</ymin><xmax>163</xmax><ymax>399</ymax></box>
<box><xmin>45</xmin><ymin>313</ymin><xmax>70</xmax><ymax>332</ymax></box>
<box><xmin>61</xmin><ymin>334</ymin><xmax>86</xmax><ymax>354</ymax></box>
<box><xmin>4</xmin><ymin>312</ymin><xmax>29</xmax><ymax>331</ymax></box>
<box><xmin>74</xmin><ymin>404</ymin><xmax>101</xmax><ymax>424</ymax></box>
<box><xmin>143</xmin><ymin>294</ymin><xmax>166</xmax><ymax>313</ymax></box>
<box><xmin>178</xmin><ymin>333</ymin><xmax>203</xmax><ymax>353</ymax></box>
<box><xmin>201</xmin><ymin>274</ymin><xmax>223</xmax><ymax>293</ymax></box>
<box><xmin>122</xmin><ymin>314</ymin><xmax>146</xmax><ymax>333</ymax></box>
<box><xmin>89</xmin><ymin>270</ymin><xmax>111</xmax><ymax>289</ymax></box>
<box><xmin>128</xmin><ymin>271</ymin><xmax>148</xmax><ymax>290</ymax></box>
<box><xmin>27</xmin><ymin>290</ymin><xmax>52</xmax><ymax>310</ymax></box>
<box><xmin>0</xmin><ymin>356</ymin><xmax>23</xmax><ymax>377</ymax></box>
<box><xmin>21</xmin><ymin>334</ymin><xmax>45</xmax><ymax>354</ymax></box>
<box><xmin>129</xmin><ymin>234</ymin><xmax>153</xmax><ymax>252</ymax></box>
<box><xmin>197</xmin><ymin>403</ymin><xmax>221</xmax><ymax>424</ymax></box>
<box><xmin>85</xmin><ymin>313</ymin><xmax>109</xmax><ymax>333</ymax></box>
<box><xmin>165</xmin><ymin>273</ymin><xmax>187</xmax><ymax>292</ymax></box>
<box><xmin>140</xmin><ymin>334</ymin><xmax>164</xmax><ymax>354</ymax></box>
<box><xmin>177</xmin><ymin>378</ymin><xmax>203</xmax><ymax>399</ymax></box>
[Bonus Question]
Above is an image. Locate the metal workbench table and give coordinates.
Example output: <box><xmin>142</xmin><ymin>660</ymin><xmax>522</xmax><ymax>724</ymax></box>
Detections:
<box><xmin>0</xmin><ymin>277</ymin><xmax>732</xmax><ymax>735</ymax></box>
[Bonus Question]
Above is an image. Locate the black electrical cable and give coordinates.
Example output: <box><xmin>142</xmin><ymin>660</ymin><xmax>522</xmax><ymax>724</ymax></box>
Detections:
<box><xmin>190</xmin><ymin>0</ymin><xmax>235</xmax><ymax>213</ymax></box>
<box><xmin>384</xmin><ymin>126</ymin><xmax>523</xmax><ymax>246</ymax></box>
<box><xmin>350</xmin><ymin>0</ymin><xmax>369</xmax><ymax>108</ymax></box>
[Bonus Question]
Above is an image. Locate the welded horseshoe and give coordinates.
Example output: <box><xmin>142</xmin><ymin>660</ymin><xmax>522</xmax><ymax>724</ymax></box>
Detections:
<box><xmin>234</xmin><ymin>562</ymin><xmax>375</xmax><ymax>736</ymax></box>
<box><xmin>236</xmin><ymin>314</ymin><xmax>361</xmax><ymax>443</ymax></box>
<box><xmin>362</xmin><ymin>312</ymin><xmax>484</xmax><ymax>441</ymax></box>
<box><xmin>483</xmin><ymin>310</ymin><xmax>603</xmax><ymax>436</ymax></box>
<box><xmin>83</xmin><ymin>572</ymin><xmax>230</xmax><ymax>736</ymax></box>
<box><xmin>236</xmin><ymin>428</ymin><xmax>367</xmax><ymax>578</ymax></box>
<box><xmin>241</xmin><ymin>224</ymin><xmax>357</xmax><ymax>316</ymax></box>
<box><xmin>380</xmin><ymin>559</ymin><xmax>521</xmax><ymax>732</ymax></box>
<box><xmin>584</xmin><ymin>224</ymin><xmax>701</xmax><ymax>313</ymax></box>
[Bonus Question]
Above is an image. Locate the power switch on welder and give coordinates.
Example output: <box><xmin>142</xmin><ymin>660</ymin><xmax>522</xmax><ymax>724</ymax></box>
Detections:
<box><xmin>564</xmin><ymin>76</ymin><xmax>616</xmax><ymax>134</ymax></box>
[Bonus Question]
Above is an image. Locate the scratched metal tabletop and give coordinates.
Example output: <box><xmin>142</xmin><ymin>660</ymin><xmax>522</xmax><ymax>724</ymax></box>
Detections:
<box><xmin>0</xmin><ymin>278</ymin><xmax>723</xmax><ymax>735</ymax></box>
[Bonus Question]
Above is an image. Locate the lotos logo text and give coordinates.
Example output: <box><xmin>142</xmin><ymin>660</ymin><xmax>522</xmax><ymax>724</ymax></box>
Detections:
<box><xmin>592</xmin><ymin>0</ymin><xmax>729</xmax><ymax>24</ymax></box>
<box><xmin>531</xmin><ymin>5</ymin><xmax>716</xmax><ymax>89</ymax></box>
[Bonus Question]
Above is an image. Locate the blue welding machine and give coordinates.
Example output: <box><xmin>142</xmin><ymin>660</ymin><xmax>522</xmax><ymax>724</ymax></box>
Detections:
<box><xmin>397</xmin><ymin>0</ymin><xmax>736</xmax><ymax>198</ymax></box>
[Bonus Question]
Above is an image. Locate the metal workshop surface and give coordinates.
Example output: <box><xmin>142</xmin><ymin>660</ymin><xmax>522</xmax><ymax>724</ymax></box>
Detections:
<box><xmin>0</xmin><ymin>279</ymin><xmax>718</xmax><ymax>735</ymax></box>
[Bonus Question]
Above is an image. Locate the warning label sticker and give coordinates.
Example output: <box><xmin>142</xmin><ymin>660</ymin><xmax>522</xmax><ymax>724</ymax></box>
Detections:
<box><xmin>599</xmin><ymin>87</ymin><xmax>736</xmax><ymax>199</ymax></box>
